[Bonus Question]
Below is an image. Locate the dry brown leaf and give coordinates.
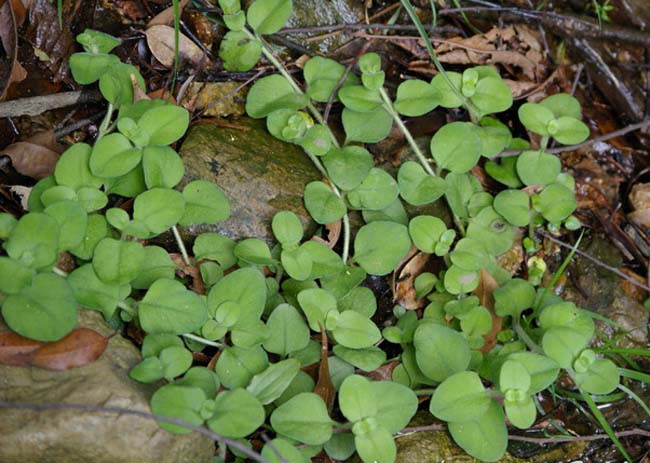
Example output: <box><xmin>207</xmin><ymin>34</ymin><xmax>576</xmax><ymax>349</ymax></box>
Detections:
<box><xmin>29</xmin><ymin>328</ymin><xmax>111</xmax><ymax>370</ymax></box>
<box><xmin>313</xmin><ymin>325</ymin><xmax>335</xmax><ymax>412</ymax></box>
<box><xmin>474</xmin><ymin>269</ymin><xmax>502</xmax><ymax>354</ymax></box>
<box><xmin>393</xmin><ymin>251</ymin><xmax>431</xmax><ymax>310</ymax></box>
<box><xmin>1</xmin><ymin>130</ymin><xmax>61</xmax><ymax>179</ymax></box>
<box><xmin>0</xmin><ymin>0</ymin><xmax>27</xmax><ymax>100</ymax></box>
<box><xmin>310</xmin><ymin>220</ymin><xmax>341</xmax><ymax>249</ymax></box>
<box><xmin>145</xmin><ymin>24</ymin><xmax>206</xmax><ymax>68</ymax></box>
<box><xmin>0</xmin><ymin>328</ymin><xmax>110</xmax><ymax>370</ymax></box>
<box><xmin>148</xmin><ymin>87</ymin><xmax>177</xmax><ymax>104</ymax></box>
<box><xmin>132</xmin><ymin>74</ymin><xmax>150</xmax><ymax>103</ymax></box>
<box><xmin>147</xmin><ymin>0</ymin><xmax>189</xmax><ymax>27</ymax></box>
<box><xmin>0</xmin><ymin>331</ymin><xmax>43</xmax><ymax>366</ymax></box>
<box><xmin>364</xmin><ymin>360</ymin><xmax>399</xmax><ymax>381</ymax></box>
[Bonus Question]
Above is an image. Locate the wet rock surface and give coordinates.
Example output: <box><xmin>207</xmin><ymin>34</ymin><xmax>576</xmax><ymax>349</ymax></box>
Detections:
<box><xmin>0</xmin><ymin>310</ymin><xmax>214</xmax><ymax>463</ymax></box>
<box><xmin>178</xmin><ymin>118</ymin><xmax>321</xmax><ymax>243</ymax></box>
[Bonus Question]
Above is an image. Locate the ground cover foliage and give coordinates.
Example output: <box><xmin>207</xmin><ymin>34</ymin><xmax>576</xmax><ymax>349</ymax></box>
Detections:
<box><xmin>0</xmin><ymin>0</ymin><xmax>649</xmax><ymax>462</ymax></box>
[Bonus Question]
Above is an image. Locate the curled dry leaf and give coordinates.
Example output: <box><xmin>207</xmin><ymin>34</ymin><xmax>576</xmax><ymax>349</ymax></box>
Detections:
<box><xmin>313</xmin><ymin>324</ymin><xmax>335</xmax><ymax>412</ymax></box>
<box><xmin>393</xmin><ymin>250</ymin><xmax>431</xmax><ymax>310</ymax></box>
<box><xmin>474</xmin><ymin>269</ymin><xmax>502</xmax><ymax>354</ymax></box>
<box><xmin>145</xmin><ymin>24</ymin><xmax>206</xmax><ymax>68</ymax></box>
<box><xmin>0</xmin><ymin>0</ymin><xmax>27</xmax><ymax>100</ymax></box>
<box><xmin>1</xmin><ymin>130</ymin><xmax>62</xmax><ymax>179</ymax></box>
<box><xmin>147</xmin><ymin>0</ymin><xmax>190</xmax><ymax>27</ymax></box>
<box><xmin>310</xmin><ymin>220</ymin><xmax>341</xmax><ymax>249</ymax></box>
<box><xmin>0</xmin><ymin>328</ymin><xmax>111</xmax><ymax>370</ymax></box>
<box><xmin>364</xmin><ymin>360</ymin><xmax>399</xmax><ymax>382</ymax></box>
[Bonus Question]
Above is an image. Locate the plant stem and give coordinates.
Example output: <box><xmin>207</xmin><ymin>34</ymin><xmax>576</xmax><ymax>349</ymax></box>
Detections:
<box><xmin>181</xmin><ymin>333</ymin><xmax>224</xmax><ymax>348</ymax></box>
<box><xmin>117</xmin><ymin>301</ymin><xmax>137</xmax><ymax>316</ymax></box>
<box><xmin>52</xmin><ymin>267</ymin><xmax>68</xmax><ymax>277</ymax></box>
<box><xmin>171</xmin><ymin>225</ymin><xmax>191</xmax><ymax>266</ymax></box>
<box><xmin>97</xmin><ymin>103</ymin><xmax>114</xmax><ymax>141</ymax></box>
<box><xmin>379</xmin><ymin>87</ymin><xmax>436</xmax><ymax>177</ymax></box>
<box><xmin>513</xmin><ymin>317</ymin><xmax>543</xmax><ymax>354</ymax></box>
<box><xmin>243</xmin><ymin>27</ymin><xmax>352</xmax><ymax>263</ymax></box>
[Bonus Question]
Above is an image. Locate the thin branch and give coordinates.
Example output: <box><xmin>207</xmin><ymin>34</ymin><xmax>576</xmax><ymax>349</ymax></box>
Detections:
<box><xmin>0</xmin><ymin>90</ymin><xmax>102</xmax><ymax>118</ymax></box>
<box><xmin>274</xmin><ymin>23</ymin><xmax>461</xmax><ymax>36</ymax></box>
<box><xmin>498</xmin><ymin>118</ymin><xmax>650</xmax><ymax>158</ymax></box>
<box><xmin>0</xmin><ymin>400</ymin><xmax>270</xmax><ymax>463</ymax></box>
<box><xmin>539</xmin><ymin>231</ymin><xmax>650</xmax><ymax>293</ymax></box>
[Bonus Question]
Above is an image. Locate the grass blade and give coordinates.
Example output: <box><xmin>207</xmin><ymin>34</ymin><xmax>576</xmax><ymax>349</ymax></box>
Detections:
<box><xmin>581</xmin><ymin>388</ymin><xmax>632</xmax><ymax>462</ymax></box>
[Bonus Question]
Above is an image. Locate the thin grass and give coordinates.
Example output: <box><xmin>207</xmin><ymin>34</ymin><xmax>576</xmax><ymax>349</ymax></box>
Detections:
<box><xmin>581</xmin><ymin>389</ymin><xmax>633</xmax><ymax>462</ymax></box>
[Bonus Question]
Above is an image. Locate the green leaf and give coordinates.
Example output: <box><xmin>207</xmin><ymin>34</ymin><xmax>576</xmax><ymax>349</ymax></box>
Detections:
<box><xmin>142</xmin><ymin>334</ymin><xmax>184</xmax><ymax>358</ymax></box>
<box><xmin>270</xmin><ymin>393</ymin><xmax>333</xmax><ymax>445</ymax></box>
<box><xmin>68</xmin><ymin>264</ymin><xmax>128</xmax><ymax>319</ymax></box>
<box><xmin>177</xmin><ymin>367</ymin><xmax>220</xmax><ymax>397</ymax></box>
<box><xmin>0</xmin><ymin>213</ymin><xmax>17</xmax><ymax>239</ymax></box>
<box><xmin>246</xmin><ymin>74</ymin><xmax>308</xmax><ymax>118</ymax></box>
<box><xmin>331</xmin><ymin>311</ymin><xmax>381</xmax><ymax>349</ymax></box>
<box><xmin>353</xmin><ymin>221</ymin><xmax>411</xmax><ymax>276</ymax></box>
<box><xmin>90</xmin><ymin>133</ymin><xmax>141</xmax><ymax>178</ymax></box>
<box><xmin>477</xmin><ymin>118</ymin><xmax>512</xmax><ymax>157</ymax></box>
<box><xmin>139</xmin><ymin>278</ymin><xmax>207</xmax><ymax>334</ymax></box>
<box><xmin>449</xmin><ymin>238</ymin><xmax>493</xmax><ymax>271</ymax></box>
<box><xmin>129</xmin><ymin>357</ymin><xmax>164</xmax><ymax>383</ymax></box>
<box><xmin>354</xmin><ymin>425</ymin><xmax>396</xmax><ymax>463</ymax></box>
<box><xmin>507</xmin><ymin>352</ymin><xmax>559</xmax><ymax>393</ymax></box>
<box><xmin>518</xmin><ymin>103</ymin><xmax>554</xmax><ymax>136</ymax></box>
<box><xmin>92</xmin><ymin>238</ymin><xmax>145</xmax><ymax>284</ymax></box>
<box><xmin>0</xmin><ymin>257</ymin><xmax>34</xmax><ymax>294</ymax></box>
<box><xmin>548</xmin><ymin>116</ymin><xmax>590</xmax><ymax>145</ymax></box>
<box><xmin>342</xmin><ymin>106</ymin><xmax>392</xmax><ymax>144</ymax></box>
<box><xmin>281</xmin><ymin>247</ymin><xmax>312</xmax><ymax>281</ymax></box>
<box><xmin>500</xmin><ymin>359</ymin><xmax>531</xmax><ymax>392</ymax></box>
<box><xmin>338</xmin><ymin>86</ymin><xmax>382</xmax><ymax>112</ymax></box>
<box><xmin>324</xmin><ymin>433</ymin><xmax>356</xmax><ymax>461</ymax></box>
<box><xmin>69</xmin><ymin>213</ymin><xmax>108</xmax><ymax>260</ymax></box>
<box><xmin>263</xmin><ymin>304</ymin><xmax>310</xmax><ymax>356</ymax></box>
<box><xmin>494</xmin><ymin>278</ymin><xmax>535</xmax><ymax>317</ymax></box>
<box><xmin>207</xmin><ymin>388</ymin><xmax>265</xmax><ymax>437</ymax></box>
<box><xmin>304</xmin><ymin>56</ymin><xmax>358</xmax><ymax>103</ymax></box>
<box><xmin>179</xmin><ymin>180</ymin><xmax>230</xmax><ymax>226</ymax></box>
<box><xmin>397</xmin><ymin>161</ymin><xmax>446</xmax><ymax>206</ymax></box>
<box><xmin>44</xmin><ymin>200</ymin><xmax>88</xmax><ymax>251</ymax></box>
<box><xmin>504</xmin><ymin>394</ymin><xmax>536</xmax><ymax>429</ymax></box>
<box><xmin>322</xmin><ymin>146</ymin><xmax>373</xmax><ymax>191</ymax></box>
<box><xmin>208</xmin><ymin>268</ymin><xmax>267</xmax><ymax>326</ymax></box>
<box><xmin>534</xmin><ymin>183</ymin><xmax>576</xmax><ymax>222</ymax></box>
<box><xmin>218</xmin><ymin>30</ymin><xmax>262</xmax><ymax>72</ymax></box>
<box><xmin>448</xmin><ymin>401</ymin><xmax>508</xmax><ymax>462</ymax></box>
<box><xmin>485</xmin><ymin>157</ymin><xmax>522</xmax><ymax>189</ymax></box>
<box><xmin>430</xmin><ymin>122</ymin><xmax>481</xmax><ymax>173</ymax></box>
<box><xmin>150</xmin><ymin>385</ymin><xmax>206</xmax><ymax>434</ymax></box>
<box><xmin>371</xmin><ymin>380</ymin><xmax>418</xmax><ymax>433</ymax></box>
<box><xmin>299</xmin><ymin>124</ymin><xmax>332</xmax><ymax>157</ymax></box>
<box><xmin>303</xmin><ymin>181</ymin><xmax>347</xmax><ymax>224</ymax></box>
<box><xmin>159</xmin><ymin>345</ymin><xmax>193</xmax><ymax>380</ymax></box>
<box><xmin>297</xmin><ymin>287</ymin><xmax>337</xmax><ymax>331</ymax></box>
<box><xmin>339</xmin><ymin>374</ymin><xmax>376</xmax><ymax>422</ymax></box>
<box><xmin>69</xmin><ymin>53</ymin><xmax>120</xmax><ymax>85</ymax></box>
<box><xmin>540</xmin><ymin>93</ymin><xmax>581</xmax><ymax>119</ymax></box>
<box><xmin>54</xmin><ymin>143</ymin><xmax>102</xmax><ymax>190</ymax></box>
<box><xmin>471</xmin><ymin>76</ymin><xmax>512</xmax><ymax>115</ymax></box>
<box><xmin>574</xmin><ymin>358</ymin><xmax>619</xmax><ymax>395</ymax></box>
<box><xmin>99</xmin><ymin>62</ymin><xmax>146</xmax><ymax>107</ymax></box>
<box><xmin>429</xmin><ymin>371</ymin><xmax>490</xmax><ymax>422</ymax></box>
<box><xmin>131</xmin><ymin>245</ymin><xmax>176</xmax><ymax>289</ymax></box>
<box><xmin>193</xmin><ymin>232</ymin><xmax>237</xmax><ymax>268</ymax></box>
<box><xmin>4</xmin><ymin>212</ymin><xmax>59</xmax><ymax>269</ymax></box>
<box><xmin>133</xmin><ymin>188</ymin><xmax>185</xmax><ymax>235</ymax></box>
<box><xmin>466</xmin><ymin>206</ymin><xmax>516</xmax><ymax>255</ymax></box>
<box><xmin>262</xmin><ymin>439</ymin><xmax>310</xmax><ymax>463</ymax></box>
<box><xmin>105</xmin><ymin>165</ymin><xmax>146</xmax><ymax>198</ymax></box>
<box><xmin>413</xmin><ymin>323</ymin><xmax>471</xmax><ymax>382</ymax></box>
<box><xmin>445</xmin><ymin>173</ymin><xmax>482</xmax><ymax>220</ymax></box>
<box><xmin>338</xmin><ymin>286</ymin><xmax>376</xmax><ymax>318</ymax></box>
<box><xmin>444</xmin><ymin>265</ymin><xmax>479</xmax><ymax>294</ymax></box>
<box><xmin>347</xmin><ymin>168</ymin><xmax>399</xmax><ymax>211</ymax></box>
<box><xmin>216</xmin><ymin>345</ymin><xmax>269</xmax><ymax>389</ymax></box>
<box><xmin>394</xmin><ymin>79</ymin><xmax>440</xmax><ymax>116</ymax></box>
<box><xmin>430</xmin><ymin>72</ymin><xmax>463</xmax><ymax>108</ymax></box>
<box><xmin>2</xmin><ymin>273</ymin><xmax>76</xmax><ymax>341</ymax></box>
<box><xmin>332</xmin><ymin>345</ymin><xmax>385</xmax><ymax>372</ymax></box>
<box><xmin>142</xmin><ymin>145</ymin><xmax>184</xmax><ymax>189</ymax></box>
<box><xmin>408</xmin><ymin>215</ymin><xmax>447</xmax><ymax>254</ymax></box>
<box><xmin>272</xmin><ymin>210</ymin><xmax>303</xmax><ymax>246</ymax></box>
<box><xmin>76</xmin><ymin>187</ymin><xmax>108</xmax><ymax>212</ymax></box>
<box><xmin>247</xmin><ymin>358</ymin><xmax>301</xmax><ymax>404</ymax></box>
<box><xmin>234</xmin><ymin>238</ymin><xmax>275</xmax><ymax>266</ymax></box>
<box><xmin>77</xmin><ymin>29</ymin><xmax>121</xmax><ymax>54</ymax></box>
<box><xmin>246</xmin><ymin>0</ymin><xmax>292</xmax><ymax>34</ymax></box>
<box><xmin>493</xmin><ymin>189</ymin><xmax>529</xmax><ymax>227</ymax></box>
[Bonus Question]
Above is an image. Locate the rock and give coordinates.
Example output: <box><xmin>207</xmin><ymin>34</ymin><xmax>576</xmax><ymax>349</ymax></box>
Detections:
<box><xmin>0</xmin><ymin>310</ymin><xmax>214</xmax><ymax>463</ymax></box>
<box><xmin>286</xmin><ymin>0</ymin><xmax>365</xmax><ymax>54</ymax></box>
<box><xmin>180</xmin><ymin>82</ymin><xmax>247</xmax><ymax>118</ymax></box>
<box><xmin>178</xmin><ymin>118</ymin><xmax>320</xmax><ymax>243</ymax></box>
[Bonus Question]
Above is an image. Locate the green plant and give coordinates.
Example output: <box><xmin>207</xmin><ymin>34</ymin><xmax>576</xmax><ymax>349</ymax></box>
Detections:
<box><xmin>0</xmin><ymin>2</ymin><xmax>644</xmax><ymax>463</ymax></box>
<box><xmin>592</xmin><ymin>0</ymin><xmax>615</xmax><ymax>28</ymax></box>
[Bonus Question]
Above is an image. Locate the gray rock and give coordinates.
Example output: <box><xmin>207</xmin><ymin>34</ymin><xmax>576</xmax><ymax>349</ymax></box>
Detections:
<box><xmin>0</xmin><ymin>310</ymin><xmax>214</xmax><ymax>463</ymax></box>
<box><xmin>178</xmin><ymin>118</ymin><xmax>320</xmax><ymax>244</ymax></box>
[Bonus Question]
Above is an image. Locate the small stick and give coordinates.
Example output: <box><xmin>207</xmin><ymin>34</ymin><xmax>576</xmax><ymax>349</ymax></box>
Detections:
<box><xmin>0</xmin><ymin>91</ymin><xmax>102</xmax><ymax>118</ymax></box>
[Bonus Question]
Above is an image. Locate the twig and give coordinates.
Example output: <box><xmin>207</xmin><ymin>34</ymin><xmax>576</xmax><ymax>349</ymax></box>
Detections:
<box><xmin>539</xmin><ymin>231</ymin><xmax>650</xmax><ymax>293</ymax></box>
<box><xmin>0</xmin><ymin>400</ymin><xmax>270</xmax><ymax>463</ymax></box>
<box><xmin>323</xmin><ymin>42</ymin><xmax>371</xmax><ymax>123</ymax></box>
<box><xmin>0</xmin><ymin>90</ymin><xmax>103</xmax><ymax>118</ymax></box>
<box><xmin>54</xmin><ymin>111</ymin><xmax>105</xmax><ymax>139</ymax></box>
<box><xmin>498</xmin><ymin>118</ymin><xmax>650</xmax><ymax>158</ymax></box>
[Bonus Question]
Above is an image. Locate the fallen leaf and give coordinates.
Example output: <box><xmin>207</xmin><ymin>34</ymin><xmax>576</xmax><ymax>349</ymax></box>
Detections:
<box><xmin>0</xmin><ymin>328</ymin><xmax>111</xmax><ymax>370</ymax></box>
<box><xmin>0</xmin><ymin>0</ymin><xmax>27</xmax><ymax>100</ymax></box>
<box><xmin>393</xmin><ymin>250</ymin><xmax>432</xmax><ymax>310</ymax></box>
<box><xmin>131</xmin><ymin>74</ymin><xmax>150</xmax><ymax>103</ymax></box>
<box><xmin>29</xmin><ymin>328</ymin><xmax>111</xmax><ymax>370</ymax></box>
<box><xmin>148</xmin><ymin>87</ymin><xmax>177</xmax><ymax>104</ymax></box>
<box><xmin>474</xmin><ymin>269</ymin><xmax>502</xmax><ymax>354</ymax></box>
<box><xmin>310</xmin><ymin>220</ymin><xmax>341</xmax><ymax>249</ymax></box>
<box><xmin>0</xmin><ymin>331</ymin><xmax>43</xmax><ymax>366</ymax></box>
<box><xmin>1</xmin><ymin>130</ymin><xmax>61</xmax><ymax>179</ymax></box>
<box><xmin>145</xmin><ymin>24</ymin><xmax>206</xmax><ymax>68</ymax></box>
<box><xmin>147</xmin><ymin>0</ymin><xmax>189</xmax><ymax>27</ymax></box>
<box><xmin>364</xmin><ymin>360</ymin><xmax>399</xmax><ymax>381</ymax></box>
<box><xmin>313</xmin><ymin>325</ymin><xmax>335</xmax><ymax>412</ymax></box>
